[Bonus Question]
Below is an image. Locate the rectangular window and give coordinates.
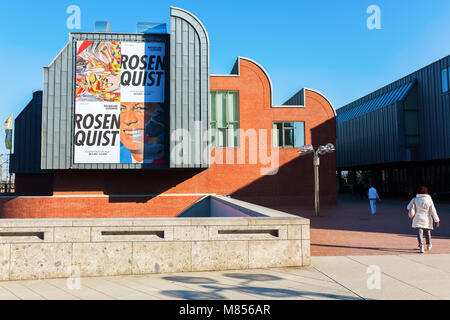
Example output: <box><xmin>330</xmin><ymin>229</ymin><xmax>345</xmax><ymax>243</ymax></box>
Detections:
<box><xmin>272</xmin><ymin>121</ymin><xmax>305</xmax><ymax>148</ymax></box>
<box><xmin>442</xmin><ymin>67</ymin><xmax>449</xmax><ymax>93</ymax></box>
<box><xmin>210</xmin><ymin>91</ymin><xmax>239</xmax><ymax>147</ymax></box>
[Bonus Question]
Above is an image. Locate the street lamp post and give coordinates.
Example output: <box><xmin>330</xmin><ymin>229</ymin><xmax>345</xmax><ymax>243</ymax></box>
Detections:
<box><xmin>313</xmin><ymin>152</ymin><xmax>320</xmax><ymax>217</ymax></box>
<box><xmin>298</xmin><ymin>143</ymin><xmax>335</xmax><ymax>217</ymax></box>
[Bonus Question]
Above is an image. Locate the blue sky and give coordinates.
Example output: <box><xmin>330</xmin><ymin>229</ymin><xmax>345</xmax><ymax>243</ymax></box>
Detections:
<box><xmin>0</xmin><ymin>0</ymin><xmax>449</xmax><ymax>157</ymax></box>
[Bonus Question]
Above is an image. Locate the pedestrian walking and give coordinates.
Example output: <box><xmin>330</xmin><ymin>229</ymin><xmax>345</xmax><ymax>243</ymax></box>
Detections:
<box><xmin>407</xmin><ymin>186</ymin><xmax>440</xmax><ymax>253</ymax></box>
<box><xmin>367</xmin><ymin>185</ymin><xmax>380</xmax><ymax>215</ymax></box>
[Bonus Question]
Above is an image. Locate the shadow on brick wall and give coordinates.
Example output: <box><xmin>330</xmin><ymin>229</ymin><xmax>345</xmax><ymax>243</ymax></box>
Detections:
<box><xmin>53</xmin><ymin>168</ymin><xmax>205</xmax><ymax>200</ymax></box>
<box><xmin>231</xmin><ymin>118</ymin><xmax>337</xmax><ymax>207</ymax></box>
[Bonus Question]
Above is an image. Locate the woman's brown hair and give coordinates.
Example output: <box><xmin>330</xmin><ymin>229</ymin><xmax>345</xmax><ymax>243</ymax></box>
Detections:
<box><xmin>417</xmin><ymin>186</ymin><xmax>428</xmax><ymax>194</ymax></box>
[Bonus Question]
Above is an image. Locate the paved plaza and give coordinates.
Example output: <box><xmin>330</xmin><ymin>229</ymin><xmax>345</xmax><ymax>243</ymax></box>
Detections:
<box><xmin>276</xmin><ymin>195</ymin><xmax>450</xmax><ymax>256</ymax></box>
<box><xmin>0</xmin><ymin>254</ymin><xmax>448</xmax><ymax>300</ymax></box>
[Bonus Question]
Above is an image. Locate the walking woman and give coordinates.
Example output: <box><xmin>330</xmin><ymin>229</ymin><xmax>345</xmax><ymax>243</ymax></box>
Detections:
<box><xmin>407</xmin><ymin>186</ymin><xmax>440</xmax><ymax>253</ymax></box>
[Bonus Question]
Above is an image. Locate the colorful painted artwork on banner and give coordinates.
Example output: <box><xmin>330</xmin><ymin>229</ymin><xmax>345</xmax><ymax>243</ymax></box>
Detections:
<box><xmin>74</xmin><ymin>41</ymin><xmax>166</xmax><ymax>164</ymax></box>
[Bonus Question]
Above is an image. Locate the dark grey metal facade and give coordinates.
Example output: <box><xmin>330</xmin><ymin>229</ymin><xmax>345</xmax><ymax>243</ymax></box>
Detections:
<box><xmin>11</xmin><ymin>91</ymin><xmax>49</xmax><ymax>174</ymax></box>
<box><xmin>337</xmin><ymin>55</ymin><xmax>450</xmax><ymax>169</ymax></box>
<box><xmin>41</xmin><ymin>41</ymin><xmax>73</xmax><ymax>170</ymax></box>
<box><xmin>283</xmin><ymin>88</ymin><xmax>305</xmax><ymax>106</ymax></box>
<box><xmin>170</xmin><ymin>7</ymin><xmax>210</xmax><ymax>168</ymax></box>
<box><xmin>337</xmin><ymin>87</ymin><xmax>411</xmax><ymax>167</ymax></box>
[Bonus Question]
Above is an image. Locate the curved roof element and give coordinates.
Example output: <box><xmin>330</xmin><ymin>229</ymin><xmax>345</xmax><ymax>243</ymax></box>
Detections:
<box><xmin>212</xmin><ymin>56</ymin><xmax>274</xmax><ymax>104</ymax></box>
<box><xmin>170</xmin><ymin>7</ymin><xmax>210</xmax><ymax>48</ymax></box>
<box><xmin>213</xmin><ymin>56</ymin><xmax>336</xmax><ymax>116</ymax></box>
<box><xmin>303</xmin><ymin>88</ymin><xmax>337</xmax><ymax>116</ymax></box>
<box><xmin>169</xmin><ymin>7</ymin><xmax>210</xmax><ymax>168</ymax></box>
<box><xmin>238</xmin><ymin>56</ymin><xmax>274</xmax><ymax>106</ymax></box>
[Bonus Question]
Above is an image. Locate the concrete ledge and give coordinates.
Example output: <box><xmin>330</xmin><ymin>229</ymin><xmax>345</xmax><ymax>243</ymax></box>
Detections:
<box><xmin>0</xmin><ymin>196</ymin><xmax>310</xmax><ymax>280</ymax></box>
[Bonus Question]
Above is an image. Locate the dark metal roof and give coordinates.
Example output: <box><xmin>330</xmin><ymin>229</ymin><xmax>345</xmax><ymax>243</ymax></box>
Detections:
<box><xmin>337</xmin><ymin>55</ymin><xmax>450</xmax><ymax>168</ymax></box>
<box><xmin>337</xmin><ymin>81</ymin><xmax>415</xmax><ymax>123</ymax></box>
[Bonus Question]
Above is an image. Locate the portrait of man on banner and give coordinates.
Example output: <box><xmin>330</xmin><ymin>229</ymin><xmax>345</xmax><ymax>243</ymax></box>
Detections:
<box><xmin>119</xmin><ymin>102</ymin><xmax>165</xmax><ymax>164</ymax></box>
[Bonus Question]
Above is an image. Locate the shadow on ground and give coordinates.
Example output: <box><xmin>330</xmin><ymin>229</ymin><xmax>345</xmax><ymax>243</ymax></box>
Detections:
<box><xmin>159</xmin><ymin>273</ymin><xmax>359</xmax><ymax>300</ymax></box>
<box><xmin>312</xmin><ymin>244</ymin><xmax>418</xmax><ymax>254</ymax></box>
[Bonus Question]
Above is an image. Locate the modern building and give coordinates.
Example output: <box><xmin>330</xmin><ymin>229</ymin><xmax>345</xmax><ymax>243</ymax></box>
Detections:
<box><xmin>336</xmin><ymin>55</ymin><xmax>450</xmax><ymax>198</ymax></box>
<box><xmin>4</xmin><ymin>7</ymin><xmax>336</xmax><ymax>218</ymax></box>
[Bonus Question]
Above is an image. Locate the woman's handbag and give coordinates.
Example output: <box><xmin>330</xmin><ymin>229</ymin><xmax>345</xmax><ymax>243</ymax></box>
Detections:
<box><xmin>408</xmin><ymin>200</ymin><xmax>416</xmax><ymax>218</ymax></box>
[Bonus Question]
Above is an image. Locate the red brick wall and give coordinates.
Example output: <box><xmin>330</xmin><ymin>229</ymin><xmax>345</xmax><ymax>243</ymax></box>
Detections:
<box><xmin>208</xmin><ymin>58</ymin><xmax>337</xmax><ymax>206</ymax></box>
<box><xmin>7</xmin><ymin>57</ymin><xmax>336</xmax><ymax>218</ymax></box>
<box><xmin>0</xmin><ymin>195</ymin><xmax>202</xmax><ymax>219</ymax></box>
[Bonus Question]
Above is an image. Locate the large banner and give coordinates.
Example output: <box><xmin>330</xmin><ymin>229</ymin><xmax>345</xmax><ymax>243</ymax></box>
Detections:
<box><xmin>74</xmin><ymin>40</ymin><xmax>166</xmax><ymax>164</ymax></box>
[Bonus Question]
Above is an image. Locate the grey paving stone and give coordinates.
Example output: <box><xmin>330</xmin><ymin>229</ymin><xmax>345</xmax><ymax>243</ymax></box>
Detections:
<box><xmin>0</xmin><ymin>254</ymin><xmax>447</xmax><ymax>300</ymax></box>
<box><xmin>80</xmin><ymin>278</ymin><xmax>144</xmax><ymax>299</ymax></box>
<box><xmin>348</xmin><ymin>255</ymin><xmax>450</xmax><ymax>299</ymax></box>
<box><xmin>0</xmin><ymin>284</ymin><xmax>20</xmax><ymax>300</ymax></box>
<box><xmin>20</xmin><ymin>280</ymin><xmax>80</xmax><ymax>300</ymax></box>
<box><xmin>312</xmin><ymin>256</ymin><xmax>439</xmax><ymax>300</ymax></box>
<box><xmin>398</xmin><ymin>254</ymin><xmax>450</xmax><ymax>274</ymax></box>
<box><xmin>46</xmin><ymin>278</ymin><xmax>116</xmax><ymax>300</ymax></box>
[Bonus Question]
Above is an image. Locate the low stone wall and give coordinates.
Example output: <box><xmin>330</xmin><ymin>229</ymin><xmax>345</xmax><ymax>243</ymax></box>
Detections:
<box><xmin>0</xmin><ymin>200</ymin><xmax>310</xmax><ymax>281</ymax></box>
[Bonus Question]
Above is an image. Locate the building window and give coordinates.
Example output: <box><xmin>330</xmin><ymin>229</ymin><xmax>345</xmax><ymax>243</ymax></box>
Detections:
<box><xmin>210</xmin><ymin>91</ymin><xmax>239</xmax><ymax>147</ymax></box>
<box><xmin>442</xmin><ymin>67</ymin><xmax>449</xmax><ymax>93</ymax></box>
<box><xmin>272</xmin><ymin>121</ymin><xmax>305</xmax><ymax>148</ymax></box>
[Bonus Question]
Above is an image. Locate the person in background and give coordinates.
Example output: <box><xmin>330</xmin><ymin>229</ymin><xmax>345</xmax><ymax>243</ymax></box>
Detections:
<box><xmin>407</xmin><ymin>186</ymin><xmax>440</xmax><ymax>253</ymax></box>
<box><xmin>368</xmin><ymin>185</ymin><xmax>380</xmax><ymax>215</ymax></box>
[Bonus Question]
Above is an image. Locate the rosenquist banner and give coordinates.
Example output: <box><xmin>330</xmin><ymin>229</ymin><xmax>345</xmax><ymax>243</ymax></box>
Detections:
<box><xmin>74</xmin><ymin>40</ymin><xmax>166</xmax><ymax>164</ymax></box>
